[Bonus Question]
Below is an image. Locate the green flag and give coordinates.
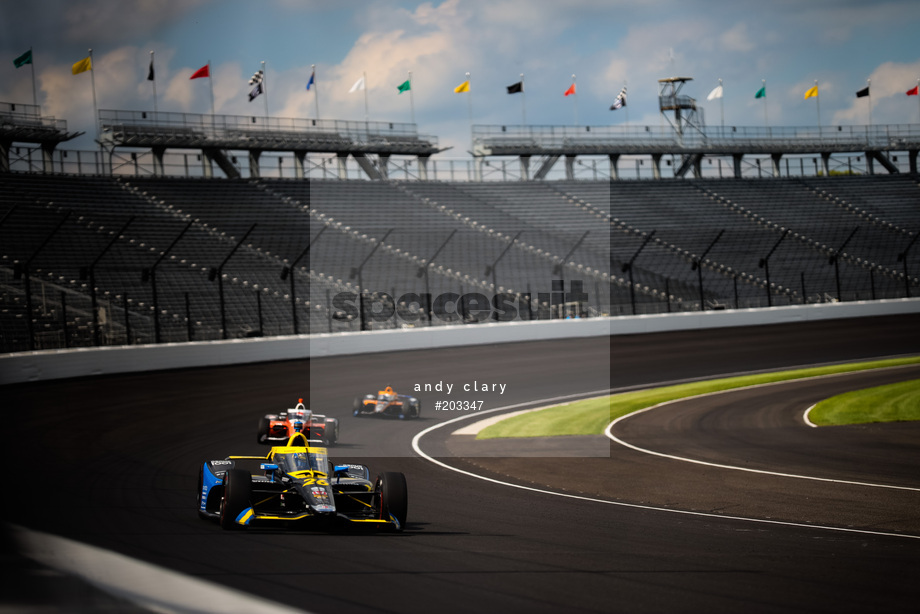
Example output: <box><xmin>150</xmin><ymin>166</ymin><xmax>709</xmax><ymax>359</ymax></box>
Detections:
<box><xmin>13</xmin><ymin>49</ymin><xmax>32</xmax><ymax>68</ymax></box>
<box><xmin>397</xmin><ymin>79</ymin><xmax>411</xmax><ymax>94</ymax></box>
<box><xmin>755</xmin><ymin>85</ymin><xmax>766</xmax><ymax>99</ymax></box>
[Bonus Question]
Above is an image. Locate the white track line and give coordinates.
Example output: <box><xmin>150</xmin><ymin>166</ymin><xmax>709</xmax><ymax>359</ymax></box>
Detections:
<box><xmin>605</xmin><ymin>366</ymin><xmax>920</xmax><ymax>493</ymax></box>
<box><xmin>412</xmin><ymin>370</ymin><xmax>920</xmax><ymax>541</ymax></box>
<box><xmin>11</xmin><ymin>523</ymin><xmax>310</xmax><ymax>614</ymax></box>
<box><xmin>803</xmin><ymin>403</ymin><xmax>819</xmax><ymax>427</ymax></box>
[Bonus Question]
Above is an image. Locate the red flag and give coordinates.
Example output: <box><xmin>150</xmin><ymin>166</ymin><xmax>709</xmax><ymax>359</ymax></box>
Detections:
<box><xmin>564</xmin><ymin>83</ymin><xmax>576</xmax><ymax>96</ymax></box>
<box><xmin>907</xmin><ymin>85</ymin><xmax>919</xmax><ymax>96</ymax></box>
<box><xmin>190</xmin><ymin>64</ymin><xmax>210</xmax><ymax>80</ymax></box>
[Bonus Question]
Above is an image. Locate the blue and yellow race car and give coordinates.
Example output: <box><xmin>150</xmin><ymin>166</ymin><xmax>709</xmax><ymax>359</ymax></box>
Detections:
<box><xmin>197</xmin><ymin>432</ymin><xmax>407</xmax><ymax>531</ymax></box>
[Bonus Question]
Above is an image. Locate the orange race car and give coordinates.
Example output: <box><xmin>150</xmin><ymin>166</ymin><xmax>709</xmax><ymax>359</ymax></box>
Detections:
<box><xmin>353</xmin><ymin>386</ymin><xmax>421</xmax><ymax>419</ymax></box>
<box><xmin>257</xmin><ymin>399</ymin><xmax>340</xmax><ymax>445</ymax></box>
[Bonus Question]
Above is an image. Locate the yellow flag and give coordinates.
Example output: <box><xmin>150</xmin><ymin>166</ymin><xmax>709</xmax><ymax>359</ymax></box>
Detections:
<box><xmin>72</xmin><ymin>56</ymin><xmax>92</xmax><ymax>75</ymax></box>
<box><xmin>804</xmin><ymin>85</ymin><xmax>818</xmax><ymax>100</ymax></box>
<box><xmin>454</xmin><ymin>80</ymin><xmax>470</xmax><ymax>93</ymax></box>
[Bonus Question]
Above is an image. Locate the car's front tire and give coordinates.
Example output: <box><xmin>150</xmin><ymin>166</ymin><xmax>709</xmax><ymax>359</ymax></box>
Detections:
<box><xmin>219</xmin><ymin>469</ymin><xmax>251</xmax><ymax>530</ymax></box>
<box><xmin>324</xmin><ymin>418</ymin><xmax>340</xmax><ymax>444</ymax></box>
<box><xmin>379</xmin><ymin>471</ymin><xmax>408</xmax><ymax>531</ymax></box>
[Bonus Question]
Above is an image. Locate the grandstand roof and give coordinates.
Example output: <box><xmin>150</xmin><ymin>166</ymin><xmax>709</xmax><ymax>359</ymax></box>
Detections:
<box><xmin>98</xmin><ymin>109</ymin><xmax>440</xmax><ymax>156</ymax></box>
<box><xmin>473</xmin><ymin>123</ymin><xmax>920</xmax><ymax>158</ymax></box>
<box><xmin>0</xmin><ymin>102</ymin><xmax>83</xmax><ymax>146</ymax></box>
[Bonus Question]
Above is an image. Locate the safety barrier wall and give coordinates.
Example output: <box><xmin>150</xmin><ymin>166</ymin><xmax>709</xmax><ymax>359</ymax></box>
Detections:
<box><xmin>2</xmin><ymin>298</ymin><xmax>919</xmax><ymax>385</ymax></box>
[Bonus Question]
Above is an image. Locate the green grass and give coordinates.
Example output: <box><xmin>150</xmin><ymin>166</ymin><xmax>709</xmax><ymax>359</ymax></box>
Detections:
<box><xmin>476</xmin><ymin>355</ymin><xmax>920</xmax><ymax>440</ymax></box>
<box><xmin>808</xmin><ymin>378</ymin><xmax>920</xmax><ymax>425</ymax></box>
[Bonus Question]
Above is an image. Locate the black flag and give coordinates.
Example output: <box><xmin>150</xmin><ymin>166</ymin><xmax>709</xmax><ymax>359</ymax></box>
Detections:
<box><xmin>506</xmin><ymin>81</ymin><xmax>523</xmax><ymax>94</ymax></box>
<box><xmin>855</xmin><ymin>86</ymin><xmax>869</xmax><ymax>98</ymax></box>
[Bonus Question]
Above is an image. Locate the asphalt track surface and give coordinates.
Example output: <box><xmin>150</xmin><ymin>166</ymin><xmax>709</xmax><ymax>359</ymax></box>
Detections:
<box><xmin>3</xmin><ymin>313</ymin><xmax>920</xmax><ymax>613</ymax></box>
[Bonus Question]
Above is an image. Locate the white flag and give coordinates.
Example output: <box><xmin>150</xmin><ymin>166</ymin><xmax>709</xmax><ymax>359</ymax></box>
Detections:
<box><xmin>707</xmin><ymin>85</ymin><xmax>723</xmax><ymax>100</ymax></box>
<box><xmin>349</xmin><ymin>76</ymin><xmax>366</xmax><ymax>93</ymax></box>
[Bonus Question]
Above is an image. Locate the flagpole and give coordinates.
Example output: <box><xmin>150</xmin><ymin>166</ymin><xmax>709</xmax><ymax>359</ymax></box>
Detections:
<box><xmin>572</xmin><ymin>74</ymin><xmax>578</xmax><ymax>127</ymax></box>
<box><xmin>312</xmin><ymin>65</ymin><xmax>320</xmax><ymax>120</ymax></box>
<box><xmin>465</xmin><ymin>71</ymin><xmax>473</xmax><ymax>131</ymax></box>
<box><xmin>718</xmin><ymin>78</ymin><xmax>724</xmax><ymax>129</ymax></box>
<box><xmin>762</xmin><ymin>79</ymin><xmax>768</xmax><ymax>129</ymax></box>
<box><xmin>207</xmin><ymin>60</ymin><xmax>215</xmax><ymax>116</ymax></box>
<box><xmin>814</xmin><ymin>79</ymin><xmax>821</xmax><ymax>135</ymax></box>
<box><xmin>408</xmin><ymin>71</ymin><xmax>415</xmax><ymax>126</ymax></box>
<box><xmin>88</xmin><ymin>49</ymin><xmax>99</xmax><ymax>140</ymax></box>
<box><xmin>520</xmin><ymin>73</ymin><xmax>526</xmax><ymax>126</ymax></box>
<box><xmin>29</xmin><ymin>47</ymin><xmax>37</xmax><ymax>106</ymax></box>
<box><xmin>867</xmin><ymin>78</ymin><xmax>871</xmax><ymax>127</ymax></box>
<box><xmin>362</xmin><ymin>71</ymin><xmax>369</xmax><ymax>122</ymax></box>
<box><xmin>262</xmin><ymin>60</ymin><xmax>269</xmax><ymax>121</ymax></box>
<box><xmin>150</xmin><ymin>51</ymin><xmax>158</xmax><ymax>115</ymax></box>
<box><xmin>624</xmin><ymin>79</ymin><xmax>629</xmax><ymax>126</ymax></box>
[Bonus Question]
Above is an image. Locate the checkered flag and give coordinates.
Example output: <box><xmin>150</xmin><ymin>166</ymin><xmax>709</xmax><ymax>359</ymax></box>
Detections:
<box><xmin>610</xmin><ymin>86</ymin><xmax>627</xmax><ymax>110</ymax></box>
<box><xmin>249</xmin><ymin>69</ymin><xmax>264</xmax><ymax>86</ymax></box>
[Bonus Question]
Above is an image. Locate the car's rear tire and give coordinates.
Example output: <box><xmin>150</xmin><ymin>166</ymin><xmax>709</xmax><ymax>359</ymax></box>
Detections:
<box><xmin>379</xmin><ymin>471</ymin><xmax>408</xmax><ymax>531</ymax></box>
<box><xmin>219</xmin><ymin>469</ymin><xmax>251</xmax><ymax>530</ymax></box>
<box><xmin>257</xmin><ymin>417</ymin><xmax>269</xmax><ymax>444</ymax></box>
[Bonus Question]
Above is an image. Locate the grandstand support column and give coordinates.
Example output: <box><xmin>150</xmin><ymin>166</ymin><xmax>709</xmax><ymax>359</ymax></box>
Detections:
<box><xmin>732</xmin><ymin>154</ymin><xmax>743</xmax><ymax>178</ymax></box>
<box><xmin>519</xmin><ymin>155</ymin><xmax>531</xmax><ymax>180</ymax></box>
<box><xmin>473</xmin><ymin>156</ymin><xmax>484</xmax><ymax>182</ymax></box>
<box><xmin>249</xmin><ymin>150</ymin><xmax>262</xmax><ymax>179</ymax></box>
<box><xmin>152</xmin><ymin>146</ymin><xmax>166</xmax><ymax>177</ymax></box>
<box><xmin>336</xmin><ymin>153</ymin><xmax>349</xmax><ymax>180</ymax></box>
<box><xmin>564</xmin><ymin>155</ymin><xmax>576</xmax><ymax>180</ymax></box>
<box><xmin>201</xmin><ymin>150</ymin><xmax>214</xmax><ymax>178</ymax></box>
<box><xmin>868</xmin><ymin>151</ymin><xmax>899</xmax><ymax>174</ymax></box>
<box><xmin>821</xmin><ymin>152</ymin><xmax>831</xmax><ymax>176</ymax></box>
<box><xmin>417</xmin><ymin>155</ymin><xmax>429</xmax><ymax>181</ymax></box>
<box><xmin>40</xmin><ymin>143</ymin><xmax>57</xmax><ymax>173</ymax></box>
<box><xmin>293</xmin><ymin>151</ymin><xmax>306</xmax><ymax>179</ymax></box>
<box><xmin>651</xmin><ymin>154</ymin><xmax>662</xmax><ymax>179</ymax></box>
<box><xmin>608</xmin><ymin>154</ymin><xmax>620</xmax><ymax>180</ymax></box>
<box><xmin>909</xmin><ymin>150</ymin><xmax>918</xmax><ymax>175</ymax></box>
<box><xmin>692</xmin><ymin>155</ymin><xmax>703</xmax><ymax>178</ymax></box>
<box><xmin>0</xmin><ymin>140</ymin><xmax>10</xmax><ymax>172</ymax></box>
<box><xmin>378</xmin><ymin>154</ymin><xmax>390</xmax><ymax>180</ymax></box>
<box><xmin>771</xmin><ymin>153</ymin><xmax>783</xmax><ymax>178</ymax></box>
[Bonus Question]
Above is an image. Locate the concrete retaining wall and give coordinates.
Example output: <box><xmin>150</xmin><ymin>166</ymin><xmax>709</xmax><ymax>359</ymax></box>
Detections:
<box><xmin>3</xmin><ymin>298</ymin><xmax>919</xmax><ymax>385</ymax></box>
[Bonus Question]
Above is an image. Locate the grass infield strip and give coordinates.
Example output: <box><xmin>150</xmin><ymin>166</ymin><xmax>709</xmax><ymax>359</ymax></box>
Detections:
<box><xmin>476</xmin><ymin>356</ymin><xmax>920</xmax><ymax>439</ymax></box>
<box><xmin>809</xmin><ymin>378</ymin><xmax>920</xmax><ymax>425</ymax></box>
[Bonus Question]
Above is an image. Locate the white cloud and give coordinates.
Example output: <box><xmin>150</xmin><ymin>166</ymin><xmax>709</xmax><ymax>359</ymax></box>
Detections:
<box><xmin>832</xmin><ymin>59</ymin><xmax>920</xmax><ymax>125</ymax></box>
<box><xmin>41</xmin><ymin>46</ymin><xmax>153</xmax><ymax>137</ymax></box>
<box><xmin>272</xmin><ymin>0</ymin><xmax>479</xmax><ymax>151</ymax></box>
<box><xmin>719</xmin><ymin>23</ymin><xmax>755</xmax><ymax>53</ymax></box>
<box><xmin>164</xmin><ymin>66</ymin><xmax>197</xmax><ymax>111</ymax></box>
<box><xmin>60</xmin><ymin>0</ymin><xmax>208</xmax><ymax>44</ymax></box>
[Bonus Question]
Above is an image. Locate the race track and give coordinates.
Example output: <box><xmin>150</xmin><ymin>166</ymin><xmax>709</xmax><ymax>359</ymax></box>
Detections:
<box><xmin>3</xmin><ymin>313</ymin><xmax>920</xmax><ymax>613</ymax></box>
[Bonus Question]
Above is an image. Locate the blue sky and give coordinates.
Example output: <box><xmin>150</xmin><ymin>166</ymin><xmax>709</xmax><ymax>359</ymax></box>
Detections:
<box><xmin>2</xmin><ymin>0</ymin><xmax>920</xmax><ymax>153</ymax></box>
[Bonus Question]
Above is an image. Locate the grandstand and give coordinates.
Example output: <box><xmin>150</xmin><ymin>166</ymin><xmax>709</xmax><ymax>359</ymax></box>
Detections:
<box><xmin>1</xmin><ymin>103</ymin><xmax>919</xmax><ymax>353</ymax></box>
